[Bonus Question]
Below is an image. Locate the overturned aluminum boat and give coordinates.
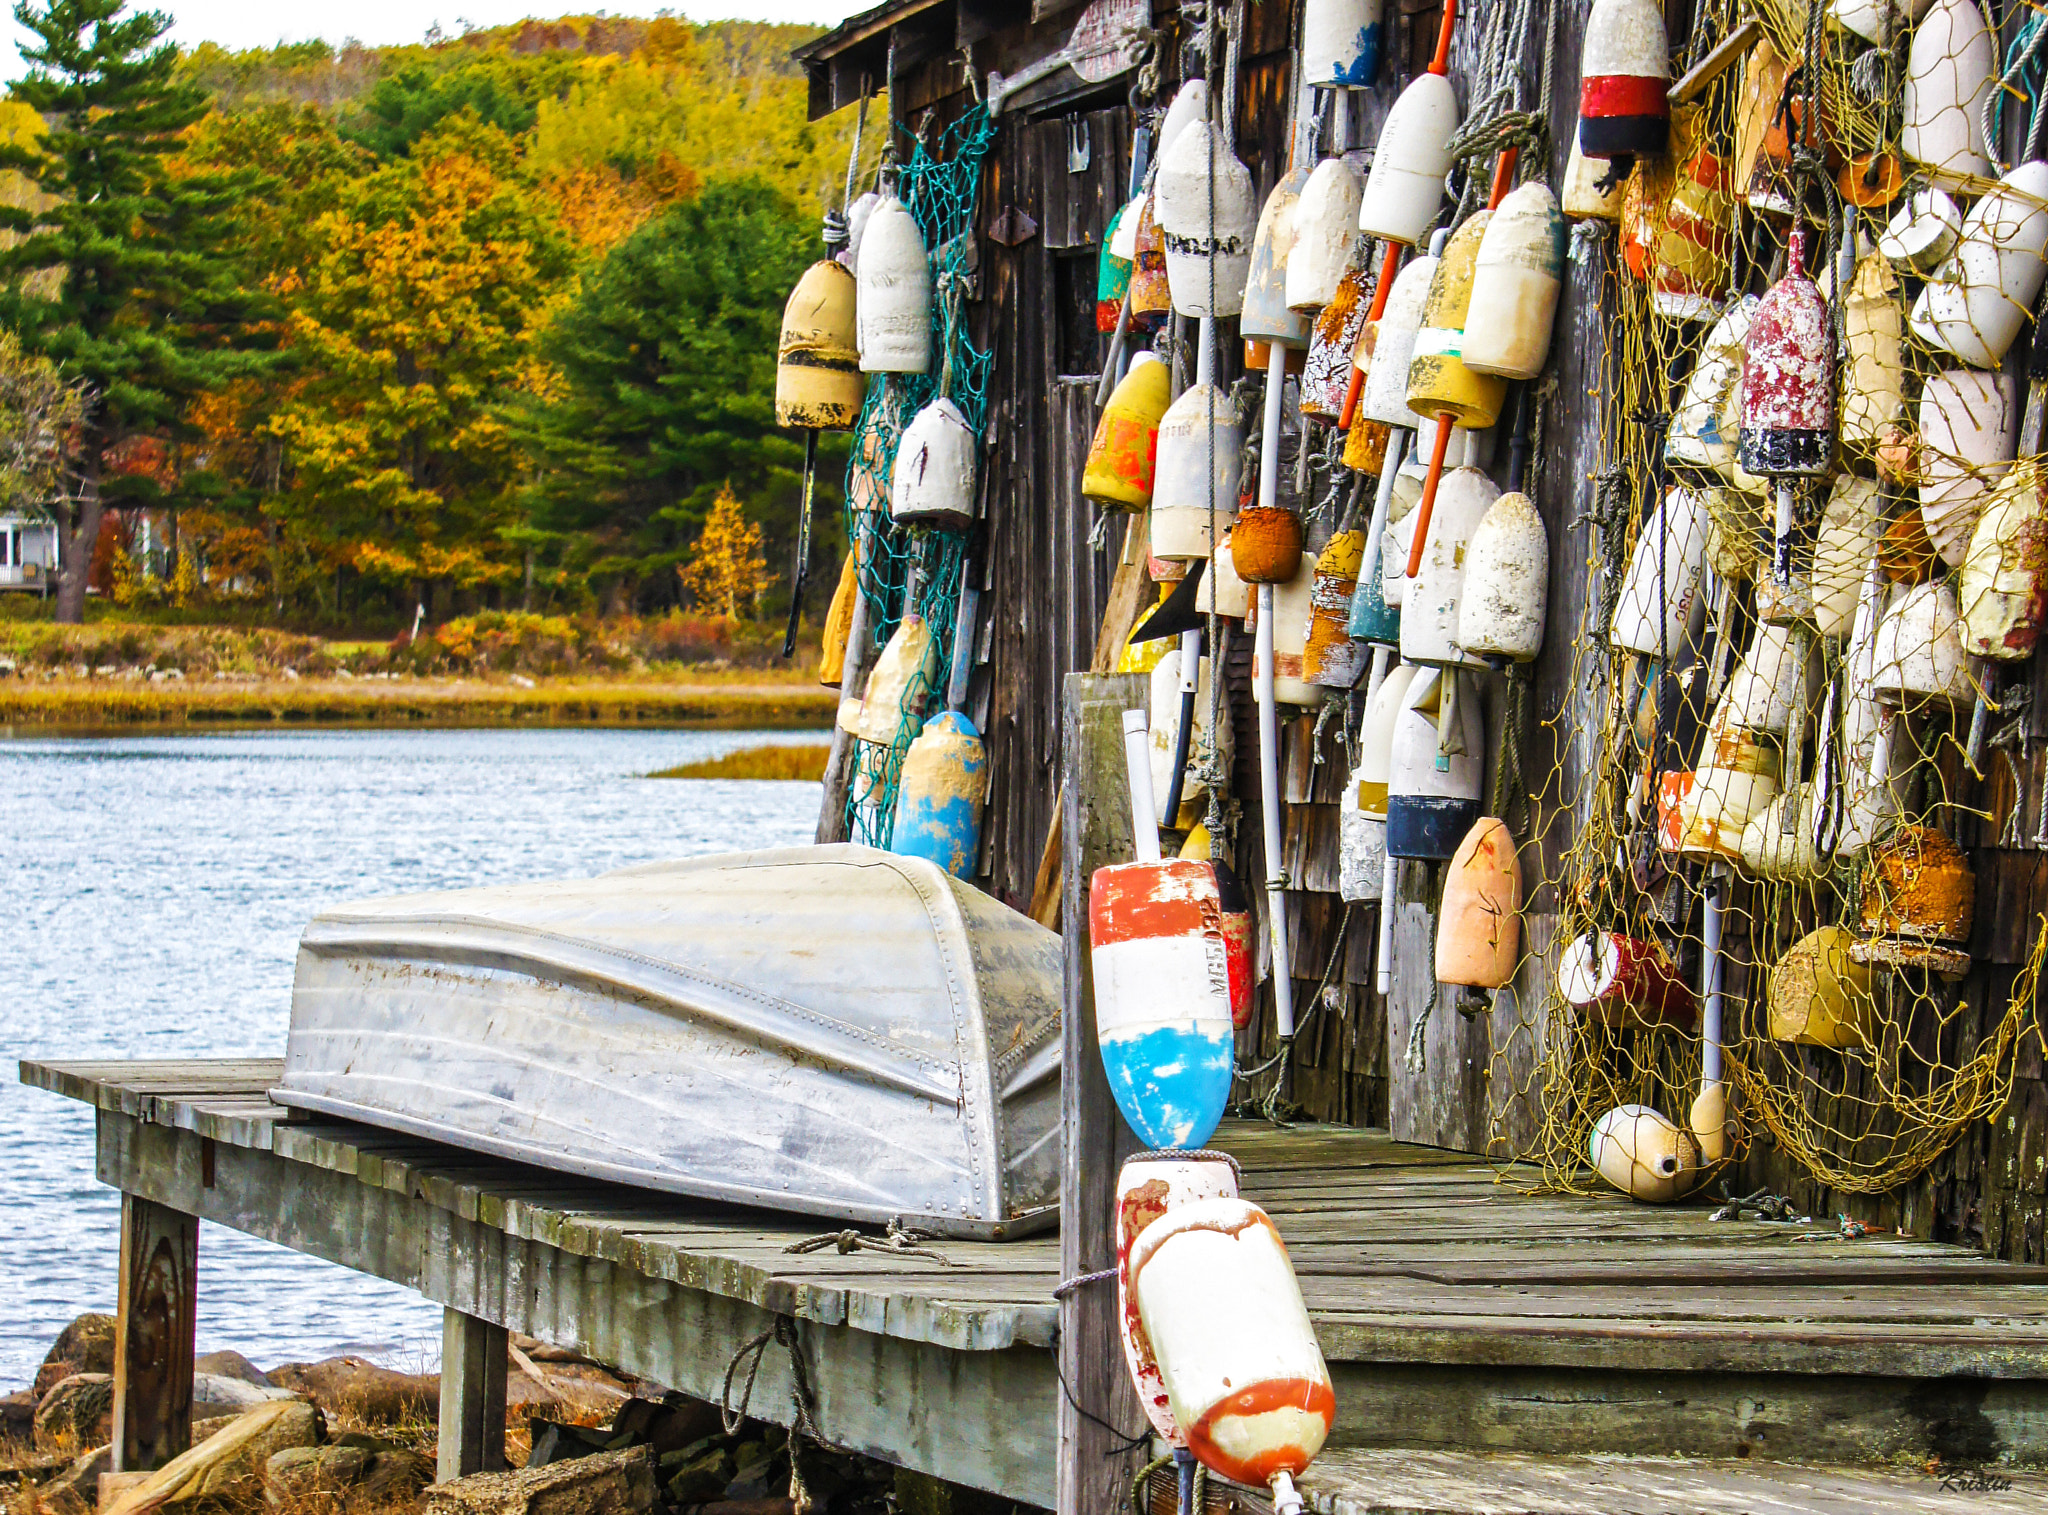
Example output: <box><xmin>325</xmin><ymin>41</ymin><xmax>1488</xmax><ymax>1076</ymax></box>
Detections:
<box><xmin>274</xmin><ymin>845</ymin><xmax>1062</xmax><ymax>1238</ymax></box>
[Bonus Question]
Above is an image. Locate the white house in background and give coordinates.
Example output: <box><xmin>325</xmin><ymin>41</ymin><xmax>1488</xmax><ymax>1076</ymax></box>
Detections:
<box><xmin>0</xmin><ymin>513</ymin><xmax>57</xmax><ymax>591</ymax></box>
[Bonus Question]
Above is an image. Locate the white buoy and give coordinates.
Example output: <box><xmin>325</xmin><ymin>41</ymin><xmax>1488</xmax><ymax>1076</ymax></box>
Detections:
<box><xmin>1115</xmin><ymin>1155</ymin><xmax>1240</xmax><ymax>1450</ymax></box>
<box><xmin>1458</xmin><ymin>489</ymin><xmax>1548</xmax><ymax>663</ymax></box>
<box><xmin>1913</xmin><ymin>160</ymin><xmax>2048</xmax><ymax>372</ymax></box>
<box><xmin>1578</xmin><ymin>0</ymin><xmax>1671</xmax><ymax>159</ymax></box>
<box><xmin>1719</xmin><ymin>621</ymin><xmax>1812</xmax><ymax>737</ymax></box>
<box><xmin>1304</xmin><ymin>0</ymin><xmax>1384</xmax><ymax>87</ymax></box>
<box><xmin>1962</xmin><ymin>459</ymin><xmax>2048</xmax><ymax>659</ymax></box>
<box><xmin>1919</xmin><ymin>369</ymin><xmax>2018</xmax><ymax>567</ymax></box>
<box><xmin>1610</xmin><ymin>487</ymin><xmax>1713</xmax><ymax>657</ymax></box>
<box><xmin>1158</xmin><ymin>79</ymin><xmax>1208</xmax><ymax>160</ymax></box>
<box><xmin>1838</xmin><ymin>255</ymin><xmax>1906</xmax><ymax>450</ymax></box>
<box><xmin>1252</xmin><ymin>552</ymin><xmax>1321</xmax><ymax>706</ymax></box>
<box><xmin>1242</xmin><ymin>167</ymin><xmax>1314</xmax><ymax>348</ymax></box>
<box><xmin>1833</xmin><ymin>0</ymin><xmax>1930</xmax><ymax>45</ymax></box>
<box><xmin>1197</xmin><ymin>540</ymin><xmax>1255</xmax><ymax>620</ymax></box>
<box><xmin>1462</xmin><ymin>182</ymin><xmax>1565</xmax><ymax>379</ymax></box>
<box><xmin>1879</xmin><ymin>189</ymin><xmax>1961</xmax><ymax>273</ymax></box>
<box><xmin>1359</xmin><ymin>75</ymin><xmax>1458</xmax><ymax>246</ymax></box>
<box><xmin>890</xmin><ymin>398</ymin><xmax>977</xmax><ymax>528</ymax></box>
<box><xmin>1665</xmin><ymin>296</ymin><xmax>1757</xmax><ymax>478</ymax></box>
<box><xmin>1152</xmin><ymin>382</ymin><xmax>1243</xmax><ymax>560</ymax></box>
<box><xmin>1288</xmin><ymin>157</ymin><xmax>1366</xmax><ymax>312</ymax></box>
<box><xmin>842</xmin><ymin>190</ymin><xmax>880</xmax><ymax>268</ymax></box>
<box><xmin>1400</xmin><ymin>466</ymin><xmax>1499</xmax><ymax>667</ymax></box>
<box><xmin>1149</xmin><ymin>646</ymin><xmax>1231</xmax><ymax>823</ymax></box>
<box><xmin>1156</xmin><ymin>121</ymin><xmax>1257</xmax><ymax>320</ymax></box>
<box><xmin>856</xmin><ymin>196</ymin><xmax>932</xmax><ymax>374</ymax></box>
<box><xmin>1902</xmin><ymin>0</ymin><xmax>1994</xmax><ymax>186</ymax></box>
<box><xmin>1589</xmin><ymin>1105</ymin><xmax>1700</xmax><ymax>1203</ymax></box>
<box><xmin>1131</xmin><ymin>1198</ymin><xmax>1335</xmax><ymax>1497</ymax></box>
<box><xmin>1341</xmin><ymin>660</ymin><xmax>1420</xmax><ymax>903</ymax></box>
<box><xmin>1386</xmin><ymin>666</ymin><xmax>1487</xmax><ymax>860</ymax></box>
<box><xmin>1813</xmin><ymin>476</ymin><xmax>1882</xmax><ymax>640</ymax></box>
<box><xmin>1871</xmin><ymin>581</ymin><xmax>1972</xmax><ymax>703</ymax></box>
<box><xmin>1359</xmin><ymin>251</ymin><xmax>1437</xmax><ymax>428</ymax></box>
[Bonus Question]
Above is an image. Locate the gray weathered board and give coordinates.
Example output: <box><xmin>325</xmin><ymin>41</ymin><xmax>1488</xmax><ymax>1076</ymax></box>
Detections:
<box><xmin>23</xmin><ymin>1058</ymin><xmax>2048</xmax><ymax>1509</ymax></box>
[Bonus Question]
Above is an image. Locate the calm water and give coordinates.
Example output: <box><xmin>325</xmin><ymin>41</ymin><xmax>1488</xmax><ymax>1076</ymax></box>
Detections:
<box><xmin>0</xmin><ymin>727</ymin><xmax>827</xmax><ymax>1389</ymax></box>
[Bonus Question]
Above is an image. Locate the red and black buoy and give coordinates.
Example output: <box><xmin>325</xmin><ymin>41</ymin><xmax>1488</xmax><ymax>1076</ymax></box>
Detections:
<box><xmin>1578</xmin><ymin>0</ymin><xmax>1671</xmax><ymax>161</ymax></box>
<box><xmin>1740</xmin><ymin>223</ymin><xmax>1834</xmax><ymax>591</ymax></box>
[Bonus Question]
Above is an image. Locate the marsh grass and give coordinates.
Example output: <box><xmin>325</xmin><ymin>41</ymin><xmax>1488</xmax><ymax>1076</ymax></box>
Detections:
<box><xmin>647</xmin><ymin>744</ymin><xmax>830</xmax><ymax>781</ymax></box>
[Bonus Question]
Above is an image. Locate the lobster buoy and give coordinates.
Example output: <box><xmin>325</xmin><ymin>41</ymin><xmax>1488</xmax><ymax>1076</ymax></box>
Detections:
<box><xmin>1303</xmin><ymin>529</ymin><xmax>1370</xmax><ymax>688</ymax></box>
<box><xmin>1251</xmin><ymin>552</ymin><xmax>1321</xmax><ymax>706</ymax></box>
<box><xmin>856</xmin><ymin>614</ymin><xmax>939</xmax><ymax>745</ymax></box>
<box><xmin>1358</xmin><ymin>251</ymin><xmax>1437</xmax><ymax>427</ymax></box>
<box><xmin>1304</xmin><ymin>259</ymin><xmax>1372</xmax><ymax>422</ymax></box>
<box><xmin>1088</xmin><ymin>713</ymin><xmax>1238</xmax><ymax>1151</ymax></box>
<box><xmin>1561</xmin><ymin>131</ymin><xmax>1627</xmax><ymax>222</ymax></box>
<box><xmin>1666</xmin><ymin>296</ymin><xmax>1757</xmax><ymax>478</ymax></box>
<box><xmin>1913</xmin><ymin>162</ymin><xmax>2048</xmax><ymax>371</ymax></box>
<box><xmin>1719</xmin><ymin>621</ymin><xmax>1810</xmax><ymax>736</ymax></box>
<box><xmin>1242</xmin><ymin>167</ymin><xmax>1314</xmax><ymax>350</ymax></box>
<box><xmin>1341</xmin><ymin>662</ymin><xmax>1421</xmax><ymax>901</ymax></box>
<box><xmin>1902</xmin><ymin>0</ymin><xmax>1995</xmax><ymax>187</ymax></box>
<box><xmin>1741</xmin><ymin>782</ymin><xmax>1822</xmax><ymax>881</ymax></box>
<box><xmin>776</xmin><ymin>259</ymin><xmax>864</xmax><ymax>429</ymax></box>
<box><xmin>1672</xmin><ymin>705</ymin><xmax>1782</xmax><ymax>860</ymax></box>
<box><xmin>1348</xmin><ymin>519</ymin><xmax>1401</xmax><ymax>644</ymax></box>
<box><xmin>1304</xmin><ymin>0</ymin><xmax>1383</xmax><ymax>87</ymax></box>
<box><xmin>1115</xmin><ymin>1155</ymin><xmax>1241</xmax><ymax>1448</ymax></box>
<box><xmin>1589</xmin><ymin>1106</ymin><xmax>1699</xmax><ymax>1203</ymax></box>
<box><xmin>1405</xmin><ymin>213</ymin><xmax>1507</xmax><ymax>431</ymax></box>
<box><xmin>1834</xmin><ymin>0</ymin><xmax>1931</xmax><ymax>45</ymax></box>
<box><xmin>1232</xmin><ymin>508</ymin><xmax>1306</xmax><ymax>585</ymax></box>
<box><xmin>1578</xmin><ymin>0</ymin><xmax>1670</xmax><ymax>160</ymax></box>
<box><xmin>1152</xmin><ymin>383</ymin><xmax>1243</xmax><ymax>560</ymax></box>
<box><xmin>1919</xmin><ymin>369</ymin><xmax>2017</xmax><ymax>566</ymax></box>
<box><xmin>1558</xmin><ymin>932</ymin><xmax>1697</xmax><ymax>1028</ymax></box>
<box><xmin>1962</xmin><ymin>459</ymin><xmax>2048</xmax><ymax>659</ymax></box>
<box><xmin>1359</xmin><ymin>75</ymin><xmax>1459</xmax><ymax>246</ymax></box>
<box><xmin>1856</xmin><ymin>826</ymin><xmax>1975</xmax><ymax>977</ymax></box>
<box><xmin>1769</xmin><ymin>926</ymin><xmax>1877</xmax><ymax>1049</ymax></box>
<box><xmin>891</xmin><ymin>398</ymin><xmax>977</xmax><ymax>528</ymax></box>
<box><xmin>1738</xmin><ymin>224</ymin><xmax>1832</xmax><ymax>480</ymax></box>
<box><xmin>1813</xmin><ymin>476</ymin><xmax>1883</xmax><ymax>640</ymax></box>
<box><xmin>1158</xmin><ymin>78</ymin><xmax>1208</xmax><ymax>159</ymax></box>
<box><xmin>1463</xmin><ymin>183</ymin><xmax>1565</xmax><ymax>378</ymax></box>
<box><xmin>1084</xmin><ymin>353</ymin><xmax>1171</xmax><ymax>508</ymax></box>
<box><xmin>1838</xmin><ymin>255</ymin><xmax>1906</xmax><ymax>451</ymax></box>
<box><xmin>1622</xmin><ymin>130</ymin><xmax>1733</xmax><ymax>322</ymax></box>
<box><xmin>817</xmin><ymin>549</ymin><xmax>859</xmax><ymax>688</ymax></box>
<box><xmin>1288</xmin><ymin>159</ymin><xmax>1365</xmax><ymax>312</ymax></box>
<box><xmin>1130</xmin><ymin>196</ymin><xmax>1172</xmax><ymax>324</ymax></box>
<box><xmin>1457</xmin><ymin>490</ymin><xmax>1548</xmax><ymax>663</ymax></box>
<box><xmin>1871</xmin><ymin>581</ymin><xmax>1972</xmax><ymax>702</ymax></box>
<box><xmin>856</xmin><ymin>196</ymin><xmax>931</xmax><ymax>374</ymax></box>
<box><xmin>1157</xmin><ymin>122</ymin><xmax>1258</xmax><ymax>320</ymax></box>
<box><xmin>1386</xmin><ymin>667</ymin><xmax>1487</xmax><ymax>859</ymax></box>
<box><xmin>1148</xmin><ymin>646</ymin><xmax>1231</xmax><ymax>824</ymax></box>
<box><xmin>1610</xmin><ymin>487</ymin><xmax>1712</xmax><ymax>657</ymax></box>
<box><xmin>890</xmin><ymin>711</ymin><xmax>987</xmax><ymax>878</ymax></box>
<box><xmin>1879</xmin><ymin>188</ymin><xmax>1962</xmax><ymax>273</ymax></box>
<box><xmin>1401</xmin><ymin>466</ymin><xmax>1499</xmax><ymax>667</ymax></box>
<box><xmin>1436</xmin><ymin>817</ymin><xmax>1521</xmax><ymax>989</ymax></box>
<box><xmin>1098</xmin><ymin>199</ymin><xmax>1138</xmax><ymax>332</ymax></box>
<box><xmin>1198</xmin><ymin>538</ymin><xmax>1255</xmax><ymax>619</ymax></box>
<box><xmin>1130</xmin><ymin>1199</ymin><xmax>1335</xmax><ymax>1493</ymax></box>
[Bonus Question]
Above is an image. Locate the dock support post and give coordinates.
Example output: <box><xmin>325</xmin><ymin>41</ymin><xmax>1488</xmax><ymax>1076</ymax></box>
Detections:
<box><xmin>112</xmin><ymin>1194</ymin><xmax>198</xmax><ymax>1473</ymax></box>
<box><xmin>1056</xmin><ymin>673</ymin><xmax>1147</xmax><ymax>1515</ymax></box>
<box><xmin>437</xmin><ymin>1308</ymin><xmax>507</xmax><ymax>1483</ymax></box>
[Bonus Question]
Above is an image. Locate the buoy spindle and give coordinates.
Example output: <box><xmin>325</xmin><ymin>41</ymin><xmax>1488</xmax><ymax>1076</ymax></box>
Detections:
<box><xmin>1339</xmin><ymin>241</ymin><xmax>1406</xmax><ymax>430</ymax></box>
<box><xmin>1122</xmin><ymin>708</ymin><xmax>1163</xmax><ymax>864</ymax></box>
<box><xmin>1405</xmin><ymin>419</ymin><xmax>1456</xmax><ymax>577</ymax></box>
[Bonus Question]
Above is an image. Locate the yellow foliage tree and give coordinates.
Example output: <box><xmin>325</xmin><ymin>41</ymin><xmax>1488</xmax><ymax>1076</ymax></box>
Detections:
<box><xmin>678</xmin><ymin>483</ymin><xmax>771</xmax><ymax>621</ymax></box>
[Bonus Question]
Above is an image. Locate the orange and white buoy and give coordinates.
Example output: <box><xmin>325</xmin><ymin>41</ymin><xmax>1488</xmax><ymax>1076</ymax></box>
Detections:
<box><xmin>1115</xmin><ymin>1155</ymin><xmax>1240</xmax><ymax>1450</ymax></box>
<box><xmin>1131</xmin><ymin>1198</ymin><xmax>1334</xmax><ymax>1513</ymax></box>
<box><xmin>1436</xmin><ymin>816</ymin><xmax>1522</xmax><ymax>989</ymax></box>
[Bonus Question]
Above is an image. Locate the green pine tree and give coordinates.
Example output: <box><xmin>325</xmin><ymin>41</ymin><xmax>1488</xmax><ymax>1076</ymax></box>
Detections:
<box><xmin>0</xmin><ymin>0</ymin><xmax>281</xmax><ymax>621</ymax></box>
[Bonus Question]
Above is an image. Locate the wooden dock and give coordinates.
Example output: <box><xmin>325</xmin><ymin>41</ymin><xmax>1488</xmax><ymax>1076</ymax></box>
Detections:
<box><xmin>22</xmin><ymin>1057</ymin><xmax>2048</xmax><ymax>1512</ymax></box>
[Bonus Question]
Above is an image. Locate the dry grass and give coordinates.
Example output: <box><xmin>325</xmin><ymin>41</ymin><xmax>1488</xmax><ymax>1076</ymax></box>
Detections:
<box><xmin>647</xmin><ymin>743</ymin><xmax>830</xmax><ymax>781</ymax></box>
<box><xmin>0</xmin><ymin>680</ymin><xmax>837</xmax><ymax>731</ymax></box>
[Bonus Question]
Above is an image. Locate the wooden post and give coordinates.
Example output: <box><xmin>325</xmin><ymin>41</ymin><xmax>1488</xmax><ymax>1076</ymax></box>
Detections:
<box><xmin>437</xmin><ymin>1308</ymin><xmax>507</xmax><ymax>1483</ymax></box>
<box><xmin>112</xmin><ymin>1194</ymin><xmax>197</xmax><ymax>1473</ymax></box>
<box><xmin>1056</xmin><ymin>671</ymin><xmax>1147</xmax><ymax>1515</ymax></box>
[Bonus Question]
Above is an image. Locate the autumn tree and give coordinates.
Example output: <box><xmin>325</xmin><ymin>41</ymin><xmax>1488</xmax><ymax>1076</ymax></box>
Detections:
<box><xmin>678</xmin><ymin>483</ymin><xmax>771</xmax><ymax>620</ymax></box>
<box><xmin>0</xmin><ymin>327</ymin><xmax>86</xmax><ymax>515</ymax></box>
<box><xmin>265</xmin><ymin>118</ymin><xmax>574</xmax><ymax>618</ymax></box>
<box><xmin>0</xmin><ymin>0</ymin><xmax>280</xmax><ymax>621</ymax></box>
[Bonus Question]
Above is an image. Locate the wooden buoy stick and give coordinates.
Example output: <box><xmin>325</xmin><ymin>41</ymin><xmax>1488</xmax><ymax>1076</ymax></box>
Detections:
<box><xmin>782</xmin><ymin>428</ymin><xmax>819</xmax><ymax>658</ymax></box>
<box><xmin>1700</xmin><ymin>862</ymin><xmax>1726</xmax><ymax>1083</ymax></box>
<box><xmin>1405</xmin><ymin>416</ymin><xmax>1456</xmax><ymax>577</ymax></box>
<box><xmin>1253</xmin><ymin>345</ymin><xmax>1299</xmax><ymax>1035</ymax></box>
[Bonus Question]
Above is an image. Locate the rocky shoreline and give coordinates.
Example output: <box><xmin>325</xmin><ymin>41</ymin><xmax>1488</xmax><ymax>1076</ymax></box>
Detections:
<box><xmin>3</xmin><ymin>1315</ymin><xmax>966</xmax><ymax>1515</ymax></box>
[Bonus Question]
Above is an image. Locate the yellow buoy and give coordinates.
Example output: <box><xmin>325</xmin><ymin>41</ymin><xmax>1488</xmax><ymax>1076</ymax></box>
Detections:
<box><xmin>1462</xmin><ymin>183</ymin><xmax>1564</xmax><ymax>379</ymax></box>
<box><xmin>776</xmin><ymin>259</ymin><xmax>864</xmax><ymax>430</ymax></box>
<box><xmin>1084</xmin><ymin>353</ymin><xmax>1171</xmax><ymax>508</ymax></box>
<box><xmin>1769</xmin><ymin>925</ymin><xmax>1878</xmax><ymax>1049</ymax></box>
<box><xmin>1302</xmin><ymin>528</ymin><xmax>1368</xmax><ymax>688</ymax></box>
<box><xmin>856</xmin><ymin>613</ymin><xmax>939</xmax><ymax>746</ymax></box>
<box><xmin>817</xmin><ymin>549</ymin><xmax>859</xmax><ymax>688</ymax></box>
<box><xmin>1405</xmin><ymin>214</ymin><xmax>1507</xmax><ymax>430</ymax></box>
<box><xmin>1838</xmin><ymin>255</ymin><xmax>1906</xmax><ymax>452</ymax></box>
